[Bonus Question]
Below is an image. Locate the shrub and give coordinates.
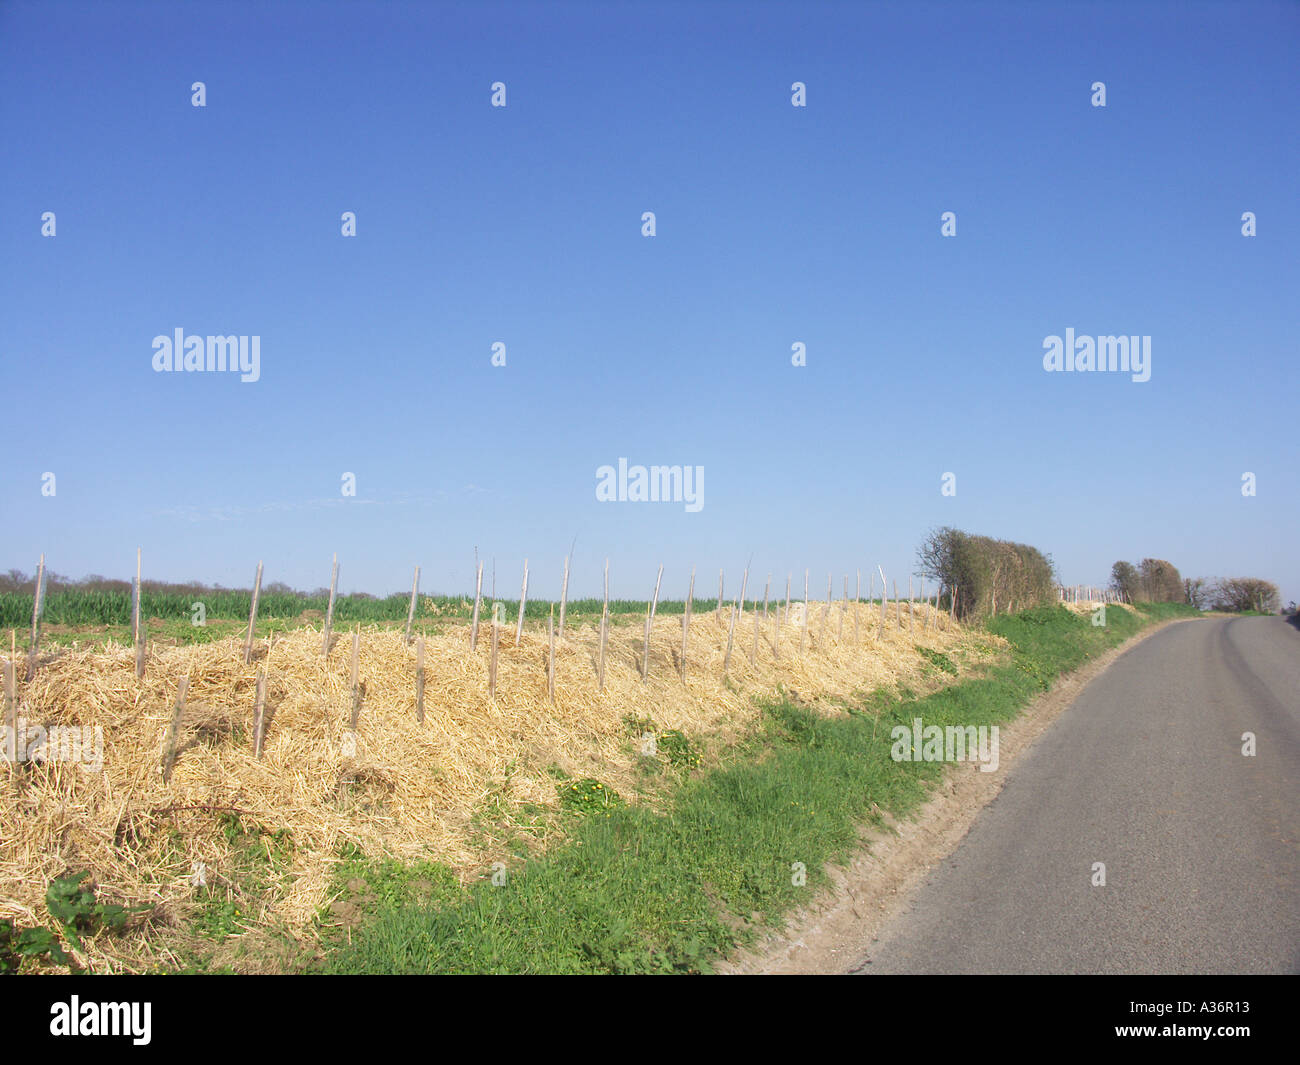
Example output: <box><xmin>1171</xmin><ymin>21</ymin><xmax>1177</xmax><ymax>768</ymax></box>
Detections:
<box><xmin>1207</xmin><ymin>577</ymin><xmax>1280</xmax><ymax>614</ymax></box>
<box><xmin>917</xmin><ymin>527</ymin><xmax>1056</xmax><ymax>620</ymax></box>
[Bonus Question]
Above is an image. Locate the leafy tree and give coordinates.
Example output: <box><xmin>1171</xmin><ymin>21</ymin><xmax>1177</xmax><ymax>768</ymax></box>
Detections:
<box><xmin>1208</xmin><ymin>578</ymin><xmax>1280</xmax><ymax>613</ymax></box>
<box><xmin>1110</xmin><ymin>561</ymin><xmax>1139</xmax><ymax>602</ymax></box>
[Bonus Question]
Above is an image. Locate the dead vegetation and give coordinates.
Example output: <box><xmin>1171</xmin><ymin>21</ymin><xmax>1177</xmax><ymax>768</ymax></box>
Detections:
<box><xmin>1</xmin><ymin>602</ymin><xmax>1000</xmax><ymax>971</ymax></box>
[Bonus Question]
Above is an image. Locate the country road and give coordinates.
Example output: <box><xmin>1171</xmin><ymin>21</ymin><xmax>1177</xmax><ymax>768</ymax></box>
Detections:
<box><xmin>852</xmin><ymin>616</ymin><xmax>1300</xmax><ymax>975</ymax></box>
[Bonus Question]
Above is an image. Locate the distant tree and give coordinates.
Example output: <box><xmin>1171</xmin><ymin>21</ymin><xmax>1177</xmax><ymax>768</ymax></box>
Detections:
<box><xmin>1183</xmin><ymin>577</ymin><xmax>1208</xmax><ymax>610</ymax></box>
<box><xmin>916</xmin><ymin>526</ymin><xmax>1055</xmax><ymax>618</ymax></box>
<box><xmin>1138</xmin><ymin>558</ymin><xmax>1183</xmax><ymax>602</ymax></box>
<box><xmin>0</xmin><ymin>569</ymin><xmax>29</xmax><ymax>593</ymax></box>
<box><xmin>1208</xmin><ymin>578</ymin><xmax>1280</xmax><ymax>614</ymax></box>
<box><xmin>1110</xmin><ymin>561</ymin><xmax>1139</xmax><ymax>602</ymax></box>
<box><xmin>916</xmin><ymin>527</ymin><xmax>958</xmax><ymax>591</ymax></box>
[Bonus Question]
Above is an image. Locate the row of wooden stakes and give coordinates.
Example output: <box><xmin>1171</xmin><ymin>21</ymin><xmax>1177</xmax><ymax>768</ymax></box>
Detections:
<box><xmin>10</xmin><ymin>552</ymin><xmax>959</xmax><ymax>781</ymax></box>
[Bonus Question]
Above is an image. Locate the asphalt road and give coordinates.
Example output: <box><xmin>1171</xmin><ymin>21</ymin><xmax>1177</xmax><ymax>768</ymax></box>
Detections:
<box><xmin>852</xmin><ymin>616</ymin><xmax>1300</xmax><ymax>974</ymax></box>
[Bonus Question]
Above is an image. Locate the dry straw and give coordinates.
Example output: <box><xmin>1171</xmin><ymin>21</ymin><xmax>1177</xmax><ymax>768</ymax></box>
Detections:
<box><xmin>0</xmin><ymin>597</ymin><xmax>980</xmax><ymax>971</ymax></box>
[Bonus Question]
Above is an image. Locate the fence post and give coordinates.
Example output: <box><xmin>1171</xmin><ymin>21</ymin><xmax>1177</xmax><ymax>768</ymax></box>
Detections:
<box><xmin>516</xmin><ymin>559</ymin><xmax>529</xmax><ymax>646</ymax></box>
<box><xmin>415</xmin><ymin>637</ymin><xmax>426</xmax><ymax>723</ymax></box>
<box><xmin>680</xmin><ymin>567</ymin><xmax>694</xmax><ymax>682</ymax></box>
<box><xmin>322</xmin><ymin>553</ymin><xmax>339</xmax><ymax>657</ymax></box>
<box><xmin>558</xmin><ymin>553</ymin><xmax>571</xmax><ymax>640</ymax></box>
<box><xmin>489</xmin><ymin>608</ymin><xmax>499</xmax><ymax>701</ymax></box>
<box><xmin>133</xmin><ymin>548</ymin><xmax>146</xmax><ymax>679</ymax></box>
<box><xmin>722</xmin><ymin>602</ymin><xmax>738</xmax><ymax>675</ymax></box>
<box><xmin>161</xmin><ymin>676</ymin><xmax>188</xmax><ymax>783</ymax></box>
<box><xmin>348</xmin><ymin>630</ymin><xmax>362</xmax><ymax>730</ymax></box>
<box><xmin>252</xmin><ymin>669</ymin><xmax>268</xmax><ymax>758</ymax></box>
<box><xmin>598</xmin><ymin>558</ymin><xmax>610</xmax><ymax>690</ymax></box>
<box><xmin>25</xmin><ymin>554</ymin><xmax>45</xmax><ymax>682</ymax></box>
<box><xmin>243</xmin><ymin>561</ymin><xmax>263</xmax><ymax>665</ymax></box>
<box><xmin>470</xmin><ymin>560</ymin><xmax>484</xmax><ymax>651</ymax></box>
<box><xmin>642</xmin><ymin>564</ymin><xmax>664</xmax><ymax>681</ymax></box>
<box><xmin>405</xmin><ymin>566</ymin><xmax>420</xmax><ymax>644</ymax></box>
<box><xmin>801</xmin><ymin>569</ymin><xmax>809</xmax><ymax>651</ymax></box>
<box><xmin>3</xmin><ymin>658</ymin><xmax>15</xmax><ymax>765</ymax></box>
<box><xmin>877</xmin><ymin>567</ymin><xmax>887</xmax><ymax>640</ymax></box>
<box><xmin>547</xmin><ymin>609</ymin><xmax>556</xmax><ymax>704</ymax></box>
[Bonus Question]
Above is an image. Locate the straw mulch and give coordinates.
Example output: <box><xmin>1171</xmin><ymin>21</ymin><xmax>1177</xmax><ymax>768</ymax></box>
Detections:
<box><xmin>0</xmin><ymin>600</ymin><xmax>997</xmax><ymax>970</ymax></box>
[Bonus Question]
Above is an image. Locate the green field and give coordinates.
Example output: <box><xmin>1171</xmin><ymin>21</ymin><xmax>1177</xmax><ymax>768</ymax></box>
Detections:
<box><xmin>1</xmin><ymin>586</ymin><xmax>926</xmax><ymax>650</ymax></box>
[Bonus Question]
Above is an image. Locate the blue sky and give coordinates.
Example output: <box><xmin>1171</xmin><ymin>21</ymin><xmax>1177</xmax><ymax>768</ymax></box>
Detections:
<box><xmin>2</xmin><ymin>0</ymin><xmax>1296</xmax><ymax>604</ymax></box>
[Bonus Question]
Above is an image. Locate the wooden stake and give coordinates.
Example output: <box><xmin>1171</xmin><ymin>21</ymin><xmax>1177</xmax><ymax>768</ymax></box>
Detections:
<box><xmin>641</xmin><ymin>564</ymin><xmax>664</xmax><ymax>681</ymax></box>
<box><xmin>681</xmin><ymin>567</ymin><xmax>694</xmax><ymax>681</ymax></box>
<box><xmin>25</xmin><ymin>554</ymin><xmax>45</xmax><ymax>682</ymax></box>
<box><xmin>783</xmin><ymin>573</ymin><xmax>791</xmax><ymax>623</ymax></box>
<box><xmin>749</xmin><ymin>603</ymin><xmax>759</xmax><ymax>666</ymax></box>
<box><xmin>161</xmin><ymin>676</ymin><xmax>188</xmax><ymax>784</ymax></box>
<box><xmin>558</xmin><ymin>554</ymin><xmax>571</xmax><ymax>640</ymax></box>
<box><xmin>909</xmin><ymin>576</ymin><xmax>915</xmax><ymax>634</ymax></box>
<box><xmin>132</xmin><ymin>547</ymin><xmax>141</xmax><ymax>643</ymax></box>
<box><xmin>762</xmin><ymin>576</ymin><xmax>770</xmax><ymax>620</ymax></box>
<box><xmin>243</xmin><ymin>561</ymin><xmax>263</xmax><ymax>665</ymax></box>
<box><xmin>723</xmin><ymin>602</ymin><xmax>737</xmax><ymax>675</ymax></box>
<box><xmin>738</xmin><ymin>566</ymin><xmax>749</xmax><ymax>618</ymax></box>
<box><xmin>647</xmin><ymin>566</ymin><xmax>660</xmax><ymax>624</ymax></box>
<box><xmin>598</xmin><ymin>558</ymin><xmax>610</xmax><ymax>690</ymax></box>
<box><xmin>641</xmin><ymin>605</ymin><xmax>652</xmax><ymax>680</ymax></box>
<box><xmin>598</xmin><ymin>605</ymin><xmax>609</xmax><ymax>692</ymax></box>
<box><xmin>3</xmin><ymin>657</ymin><xmax>15</xmax><ymax>766</ymax></box>
<box><xmin>819</xmin><ymin>573</ymin><xmax>830</xmax><ymax>644</ymax></box>
<box><xmin>348</xmin><ymin>630</ymin><xmax>362</xmax><ymax>730</ymax></box>
<box><xmin>404</xmin><ymin>565</ymin><xmax>420</xmax><ymax>644</ymax></box>
<box><xmin>854</xmin><ymin>570</ymin><xmax>861</xmax><ymax>645</ymax></box>
<box><xmin>252</xmin><ymin>669</ymin><xmax>267</xmax><ymax>758</ymax></box>
<box><xmin>801</xmin><ymin>569</ymin><xmax>809</xmax><ymax>651</ymax></box>
<box><xmin>839</xmin><ymin>575</ymin><xmax>847</xmax><ymax>641</ymax></box>
<box><xmin>547</xmin><ymin>610</ymin><xmax>556</xmax><ymax>704</ymax></box>
<box><xmin>135</xmin><ymin>636</ymin><xmax>147</xmax><ymax>681</ymax></box>
<box><xmin>470</xmin><ymin>560</ymin><xmax>484</xmax><ymax>651</ymax></box>
<box><xmin>415</xmin><ymin>637</ymin><xmax>426</xmax><ymax>723</ymax></box>
<box><xmin>489</xmin><ymin>609</ymin><xmax>499</xmax><ymax>700</ymax></box>
<box><xmin>322</xmin><ymin>553</ymin><xmax>339</xmax><ymax>656</ymax></box>
<box><xmin>516</xmin><ymin>559</ymin><xmax>529</xmax><ymax>646</ymax></box>
<box><xmin>877</xmin><ymin>566</ymin><xmax>887</xmax><ymax>640</ymax></box>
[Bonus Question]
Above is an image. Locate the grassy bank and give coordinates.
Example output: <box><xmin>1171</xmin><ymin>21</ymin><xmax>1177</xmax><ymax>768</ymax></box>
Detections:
<box><xmin>321</xmin><ymin>601</ymin><xmax>1198</xmax><ymax>974</ymax></box>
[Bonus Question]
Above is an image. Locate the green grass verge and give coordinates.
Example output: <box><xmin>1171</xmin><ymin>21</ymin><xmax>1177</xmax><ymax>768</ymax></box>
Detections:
<box><xmin>317</xmin><ymin>602</ymin><xmax>1197</xmax><ymax>974</ymax></box>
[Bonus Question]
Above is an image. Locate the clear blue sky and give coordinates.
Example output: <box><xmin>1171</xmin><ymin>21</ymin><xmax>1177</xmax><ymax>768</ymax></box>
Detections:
<box><xmin>2</xmin><ymin>0</ymin><xmax>1296</xmax><ymax>604</ymax></box>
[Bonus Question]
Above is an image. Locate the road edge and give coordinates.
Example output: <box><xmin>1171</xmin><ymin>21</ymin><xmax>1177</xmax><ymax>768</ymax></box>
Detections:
<box><xmin>715</xmin><ymin>615</ymin><xmax>1201</xmax><ymax>975</ymax></box>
